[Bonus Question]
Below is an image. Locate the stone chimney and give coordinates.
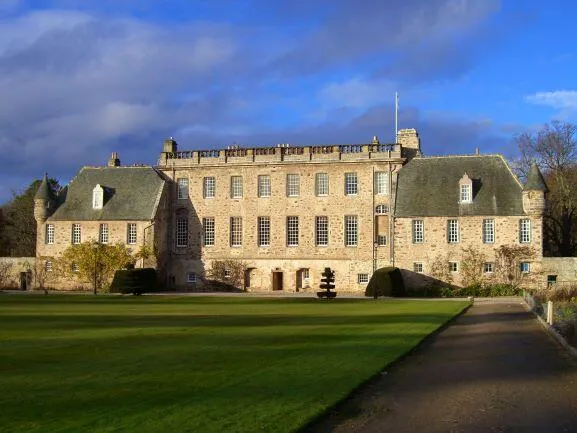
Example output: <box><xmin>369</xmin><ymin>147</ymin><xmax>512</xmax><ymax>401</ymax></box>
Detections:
<box><xmin>163</xmin><ymin>137</ymin><xmax>178</xmax><ymax>154</ymax></box>
<box><xmin>108</xmin><ymin>152</ymin><xmax>120</xmax><ymax>167</ymax></box>
<box><xmin>397</xmin><ymin>128</ymin><xmax>421</xmax><ymax>159</ymax></box>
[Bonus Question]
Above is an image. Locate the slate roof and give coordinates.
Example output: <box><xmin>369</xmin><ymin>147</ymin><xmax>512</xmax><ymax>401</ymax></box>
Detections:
<box><xmin>523</xmin><ymin>162</ymin><xmax>548</xmax><ymax>192</ymax></box>
<box><xmin>34</xmin><ymin>173</ymin><xmax>56</xmax><ymax>201</ymax></box>
<box><xmin>49</xmin><ymin>166</ymin><xmax>166</xmax><ymax>221</ymax></box>
<box><xmin>394</xmin><ymin>155</ymin><xmax>525</xmax><ymax>217</ymax></box>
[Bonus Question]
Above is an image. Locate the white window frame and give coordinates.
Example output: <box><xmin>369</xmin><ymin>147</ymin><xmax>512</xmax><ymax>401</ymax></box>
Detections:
<box><xmin>483</xmin><ymin>262</ymin><xmax>494</xmax><ymax>273</ymax></box>
<box><xmin>412</xmin><ymin>220</ymin><xmax>424</xmax><ymax>244</ymax></box>
<box><xmin>45</xmin><ymin>260</ymin><xmax>53</xmax><ymax>272</ymax></box>
<box><xmin>99</xmin><ymin>223</ymin><xmax>109</xmax><ymax>244</ymax></box>
<box><xmin>520</xmin><ymin>262</ymin><xmax>530</xmax><ymax>273</ymax></box>
<box><xmin>187</xmin><ymin>272</ymin><xmax>197</xmax><ymax>283</ymax></box>
<box><xmin>344</xmin><ymin>172</ymin><xmax>358</xmax><ymax>195</ymax></box>
<box><xmin>413</xmin><ymin>262</ymin><xmax>423</xmax><ymax>273</ymax></box>
<box><xmin>203</xmin><ymin>217</ymin><xmax>215</xmax><ymax>247</ymax></box>
<box><xmin>315</xmin><ymin>216</ymin><xmax>328</xmax><ymax>246</ymax></box>
<box><xmin>449</xmin><ymin>261</ymin><xmax>459</xmax><ymax>273</ymax></box>
<box><xmin>315</xmin><ymin>173</ymin><xmax>329</xmax><ymax>196</ymax></box>
<box><xmin>344</xmin><ymin>215</ymin><xmax>358</xmax><ymax>247</ymax></box>
<box><xmin>230</xmin><ymin>217</ymin><xmax>242</xmax><ymax>247</ymax></box>
<box><xmin>176</xmin><ymin>218</ymin><xmax>188</xmax><ymax>247</ymax></box>
<box><xmin>483</xmin><ymin>219</ymin><xmax>495</xmax><ymax>244</ymax></box>
<box><xmin>520</xmin><ymin>219</ymin><xmax>531</xmax><ymax>243</ymax></box>
<box><xmin>302</xmin><ymin>268</ymin><xmax>310</xmax><ymax>280</ymax></box>
<box><xmin>287</xmin><ymin>216</ymin><xmax>299</xmax><ymax>247</ymax></box>
<box><xmin>377</xmin><ymin>234</ymin><xmax>387</xmax><ymax>246</ymax></box>
<box><xmin>447</xmin><ymin>219</ymin><xmax>459</xmax><ymax>243</ymax></box>
<box><xmin>375</xmin><ymin>171</ymin><xmax>389</xmax><ymax>195</ymax></box>
<box><xmin>127</xmin><ymin>223</ymin><xmax>137</xmax><ymax>245</ymax></box>
<box><xmin>286</xmin><ymin>173</ymin><xmax>300</xmax><ymax>197</ymax></box>
<box><xmin>460</xmin><ymin>184</ymin><xmax>472</xmax><ymax>203</ymax></box>
<box><xmin>258</xmin><ymin>216</ymin><xmax>270</xmax><ymax>247</ymax></box>
<box><xmin>375</xmin><ymin>204</ymin><xmax>388</xmax><ymax>215</ymax></box>
<box><xmin>177</xmin><ymin>178</ymin><xmax>189</xmax><ymax>200</ymax></box>
<box><xmin>71</xmin><ymin>263</ymin><xmax>79</xmax><ymax>273</ymax></box>
<box><xmin>258</xmin><ymin>175</ymin><xmax>271</xmax><ymax>198</ymax></box>
<box><xmin>45</xmin><ymin>224</ymin><xmax>54</xmax><ymax>245</ymax></box>
<box><xmin>92</xmin><ymin>184</ymin><xmax>104</xmax><ymax>209</ymax></box>
<box><xmin>203</xmin><ymin>177</ymin><xmax>215</xmax><ymax>198</ymax></box>
<box><xmin>230</xmin><ymin>176</ymin><xmax>243</xmax><ymax>199</ymax></box>
<box><xmin>358</xmin><ymin>273</ymin><xmax>369</xmax><ymax>284</ymax></box>
<box><xmin>71</xmin><ymin>224</ymin><xmax>81</xmax><ymax>245</ymax></box>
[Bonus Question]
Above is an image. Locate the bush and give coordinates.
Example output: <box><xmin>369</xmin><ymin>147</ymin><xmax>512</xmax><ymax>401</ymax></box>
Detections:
<box><xmin>408</xmin><ymin>283</ymin><xmax>521</xmax><ymax>298</ymax></box>
<box><xmin>110</xmin><ymin>268</ymin><xmax>158</xmax><ymax>295</ymax></box>
<box><xmin>365</xmin><ymin>267</ymin><xmax>406</xmax><ymax>298</ymax></box>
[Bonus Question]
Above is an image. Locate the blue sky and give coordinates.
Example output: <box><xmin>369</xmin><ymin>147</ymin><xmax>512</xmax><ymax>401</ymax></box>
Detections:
<box><xmin>0</xmin><ymin>0</ymin><xmax>576</xmax><ymax>204</ymax></box>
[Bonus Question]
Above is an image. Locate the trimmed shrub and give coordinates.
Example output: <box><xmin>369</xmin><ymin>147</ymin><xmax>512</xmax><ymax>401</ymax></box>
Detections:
<box><xmin>365</xmin><ymin>267</ymin><xmax>406</xmax><ymax>298</ymax></box>
<box><xmin>110</xmin><ymin>268</ymin><xmax>157</xmax><ymax>295</ymax></box>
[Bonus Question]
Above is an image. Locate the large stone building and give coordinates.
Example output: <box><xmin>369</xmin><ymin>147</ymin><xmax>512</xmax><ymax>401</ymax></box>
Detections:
<box><xmin>34</xmin><ymin>129</ymin><xmax>547</xmax><ymax>292</ymax></box>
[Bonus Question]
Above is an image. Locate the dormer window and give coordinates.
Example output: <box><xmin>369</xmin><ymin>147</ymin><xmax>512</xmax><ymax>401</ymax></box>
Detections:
<box><xmin>93</xmin><ymin>184</ymin><xmax>104</xmax><ymax>209</ymax></box>
<box><xmin>459</xmin><ymin>173</ymin><xmax>473</xmax><ymax>204</ymax></box>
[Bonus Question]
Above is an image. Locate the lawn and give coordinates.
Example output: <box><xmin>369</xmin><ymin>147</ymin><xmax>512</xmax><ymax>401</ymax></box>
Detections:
<box><xmin>0</xmin><ymin>295</ymin><xmax>469</xmax><ymax>432</ymax></box>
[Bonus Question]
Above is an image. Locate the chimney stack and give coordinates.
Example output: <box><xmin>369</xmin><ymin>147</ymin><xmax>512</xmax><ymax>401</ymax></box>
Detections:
<box><xmin>108</xmin><ymin>152</ymin><xmax>120</xmax><ymax>167</ymax></box>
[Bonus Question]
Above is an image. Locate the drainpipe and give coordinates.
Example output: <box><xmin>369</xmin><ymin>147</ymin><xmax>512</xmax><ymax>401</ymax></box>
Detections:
<box><xmin>372</xmin><ymin>166</ymin><xmax>376</xmax><ymax>274</ymax></box>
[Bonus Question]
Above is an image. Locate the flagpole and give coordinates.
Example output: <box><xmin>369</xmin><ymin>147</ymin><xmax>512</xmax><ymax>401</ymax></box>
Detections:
<box><xmin>394</xmin><ymin>92</ymin><xmax>398</xmax><ymax>143</ymax></box>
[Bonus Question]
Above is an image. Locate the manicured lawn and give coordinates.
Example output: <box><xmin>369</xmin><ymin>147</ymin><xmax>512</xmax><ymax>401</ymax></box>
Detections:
<box><xmin>0</xmin><ymin>295</ymin><xmax>469</xmax><ymax>432</ymax></box>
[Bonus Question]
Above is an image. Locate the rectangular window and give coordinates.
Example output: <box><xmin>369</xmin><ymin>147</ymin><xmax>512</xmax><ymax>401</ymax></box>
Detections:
<box><xmin>520</xmin><ymin>219</ymin><xmax>531</xmax><ymax>243</ymax></box>
<box><xmin>127</xmin><ymin>223</ymin><xmax>137</xmax><ymax>245</ymax></box>
<box><xmin>203</xmin><ymin>177</ymin><xmax>215</xmax><ymax>198</ymax></box>
<box><xmin>203</xmin><ymin>217</ymin><xmax>215</xmax><ymax>246</ymax></box>
<box><xmin>177</xmin><ymin>178</ymin><xmax>188</xmax><ymax>200</ymax></box>
<box><xmin>483</xmin><ymin>262</ymin><xmax>494</xmax><ymax>273</ymax></box>
<box><xmin>286</xmin><ymin>173</ymin><xmax>300</xmax><ymax>197</ymax></box>
<box><xmin>344</xmin><ymin>172</ymin><xmax>358</xmax><ymax>195</ymax></box>
<box><xmin>413</xmin><ymin>262</ymin><xmax>423</xmax><ymax>273</ymax></box>
<box><xmin>231</xmin><ymin>176</ymin><xmax>243</xmax><ymax>198</ymax></box>
<box><xmin>375</xmin><ymin>171</ymin><xmax>389</xmax><ymax>195</ymax></box>
<box><xmin>412</xmin><ymin>220</ymin><xmax>424</xmax><ymax>244</ymax></box>
<box><xmin>358</xmin><ymin>273</ymin><xmax>369</xmax><ymax>284</ymax></box>
<box><xmin>302</xmin><ymin>268</ymin><xmax>310</xmax><ymax>280</ymax></box>
<box><xmin>230</xmin><ymin>217</ymin><xmax>242</xmax><ymax>247</ymax></box>
<box><xmin>187</xmin><ymin>272</ymin><xmax>197</xmax><ymax>283</ymax></box>
<box><xmin>315</xmin><ymin>173</ymin><xmax>329</xmax><ymax>196</ymax></box>
<box><xmin>449</xmin><ymin>262</ymin><xmax>458</xmax><ymax>272</ymax></box>
<box><xmin>258</xmin><ymin>175</ymin><xmax>271</xmax><ymax>197</ymax></box>
<box><xmin>45</xmin><ymin>224</ymin><xmax>54</xmax><ymax>245</ymax></box>
<box><xmin>176</xmin><ymin>218</ymin><xmax>188</xmax><ymax>247</ymax></box>
<box><xmin>71</xmin><ymin>263</ymin><xmax>79</xmax><ymax>273</ymax></box>
<box><xmin>258</xmin><ymin>216</ymin><xmax>270</xmax><ymax>247</ymax></box>
<box><xmin>71</xmin><ymin>224</ymin><xmax>81</xmax><ymax>244</ymax></box>
<box><xmin>447</xmin><ymin>219</ymin><xmax>459</xmax><ymax>243</ymax></box>
<box><xmin>377</xmin><ymin>234</ymin><xmax>387</xmax><ymax>246</ymax></box>
<box><xmin>99</xmin><ymin>223</ymin><xmax>109</xmax><ymax>244</ymax></box>
<box><xmin>520</xmin><ymin>262</ymin><xmax>530</xmax><ymax>273</ymax></box>
<box><xmin>344</xmin><ymin>215</ymin><xmax>358</xmax><ymax>246</ymax></box>
<box><xmin>45</xmin><ymin>260</ymin><xmax>53</xmax><ymax>272</ymax></box>
<box><xmin>287</xmin><ymin>216</ymin><xmax>299</xmax><ymax>246</ymax></box>
<box><xmin>483</xmin><ymin>219</ymin><xmax>495</xmax><ymax>244</ymax></box>
<box><xmin>315</xmin><ymin>216</ymin><xmax>329</xmax><ymax>246</ymax></box>
<box><xmin>460</xmin><ymin>184</ymin><xmax>472</xmax><ymax>203</ymax></box>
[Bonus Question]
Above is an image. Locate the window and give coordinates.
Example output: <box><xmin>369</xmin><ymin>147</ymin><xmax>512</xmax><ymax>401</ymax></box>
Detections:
<box><xmin>258</xmin><ymin>175</ymin><xmax>271</xmax><ymax>197</ymax></box>
<box><xmin>302</xmin><ymin>268</ymin><xmax>310</xmax><ymax>280</ymax></box>
<box><xmin>315</xmin><ymin>216</ymin><xmax>328</xmax><ymax>246</ymax></box>
<box><xmin>375</xmin><ymin>171</ymin><xmax>389</xmax><ymax>195</ymax></box>
<box><xmin>177</xmin><ymin>178</ymin><xmax>188</xmax><ymax>200</ymax></box>
<box><xmin>230</xmin><ymin>217</ymin><xmax>243</xmax><ymax>247</ymax></box>
<box><xmin>45</xmin><ymin>260</ymin><xmax>53</xmax><ymax>272</ymax></box>
<box><xmin>258</xmin><ymin>216</ymin><xmax>270</xmax><ymax>247</ymax></box>
<box><xmin>187</xmin><ymin>272</ymin><xmax>197</xmax><ymax>283</ymax></box>
<box><xmin>520</xmin><ymin>262</ymin><xmax>530</xmax><ymax>273</ymax></box>
<box><xmin>92</xmin><ymin>184</ymin><xmax>103</xmax><ymax>209</ymax></box>
<box><xmin>449</xmin><ymin>262</ymin><xmax>459</xmax><ymax>272</ymax></box>
<box><xmin>127</xmin><ymin>223</ymin><xmax>137</xmax><ymax>245</ymax></box>
<box><xmin>483</xmin><ymin>219</ymin><xmax>495</xmax><ymax>244</ymax></box>
<box><xmin>224</xmin><ymin>269</ymin><xmax>231</xmax><ymax>279</ymax></box>
<box><xmin>460</xmin><ymin>184</ymin><xmax>472</xmax><ymax>203</ymax></box>
<box><xmin>483</xmin><ymin>262</ymin><xmax>494</xmax><ymax>273</ymax></box>
<box><xmin>412</xmin><ymin>220</ymin><xmax>424</xmax><ymax>244</ymax></box>
<box><xmin>45</xmin><ymin>224</ymin><xmax>54</xmax><ymax>245</ymax></box>
<box><xmin>231</xmin><ymin>176</ymin><xmax>243</xmax><ymax>198</ymax></box>
<box><xmin>413</xmin><ymin>262</ymin><xmax>423</xmax><ymax>273</ymax></box>
<box><xmin>315</xmin><ymin>173</ymin><xmax>329</xmax><ymax>196</ymax></box>
<box><xmin>447</xmin><ymin>219</ymin><xmax>459</xmax><ymax>243</ymax></box>
<box><xmin>98</xmin><ymin>224</ymin><xmax>108</xmax><ymax>244</ymax></box>
<box><xmin>176</xmin><ymin>218</ymin><xmax>188</xmax><ymax>247</ymax></box>
<box><xmin>287</xmin><ymin>216</ymin><xmax>299</xmax><ymax>246</ymax></box>
<box><xmin>203</xmin><ymin>177</ymin><xmax>215</xmax><ymax>198</ymax></box>
<box><xmin>358</xmin><ymin>273</ymin><xmax>369</xmax><ymax>284</ymax></box>
<box><xmin>345</xmin><ymin>172</ymin><xmax>358</xmax><ymax>195</ymax></box>
<box><xmin>203</xmin><ymin>217</ymin><xmax>215</xmax><ymax>246</ymax></box>
<box><xmin>375</xmin><ymin>204</ymin><xmax>388</xmax><ymax>215</ymax></box>
<box><xmin>520</xmin><ymin>219</ymin><xmax>531</xmax><ymax>243</ymax></box>
<box><xmin>71</xmin><ymin>224</ymin><xmax>81</xmax><ymax>244</ymax></box>
<box><xmin>71</xmin><ymin>263</ymin><xmax>79</xmax><ymax>273</ymax></box>
<box><xmin>286</xmin><ymin>174</ymin><xmax>300</xmax><ymax>197</ymax></box>
<box><xmin>344</xmin><ymin>215</ymin><xmax>358</xmax><ymax>246</ymax></box>
<box><xmin>377</xmin><ymin>235</ymin><xmax>387</xmax><ymax>246</ymax></box>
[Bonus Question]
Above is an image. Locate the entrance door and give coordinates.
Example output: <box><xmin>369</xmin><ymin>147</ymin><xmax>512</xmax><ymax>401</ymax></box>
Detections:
<box><xmin>244</xmin><ymin>269</ymin><xmax>253</xmax><ymax>290</ymax></box>
<box><xmin>272</xmin><ymin>272</ymin><xmax>283</xmax><ymax>291</ymax></box>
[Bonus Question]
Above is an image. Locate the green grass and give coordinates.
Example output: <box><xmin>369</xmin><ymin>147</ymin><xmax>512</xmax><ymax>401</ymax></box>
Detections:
<box><xmin>0</xmin><ymin>295</ymin><xmax>469</xmax><ymax>432</ymax></box>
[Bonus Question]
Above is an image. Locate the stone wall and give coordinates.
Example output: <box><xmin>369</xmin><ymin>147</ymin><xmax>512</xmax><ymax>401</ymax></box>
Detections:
<box><xmin>0</xmin><ymin>257</ymin><xmax>35</xmax><ymax>289</ymax></box>
<box><xmin>541</xmin><ymin>257</ymin><xmax>577</xmax><ymax>286</ymax></box>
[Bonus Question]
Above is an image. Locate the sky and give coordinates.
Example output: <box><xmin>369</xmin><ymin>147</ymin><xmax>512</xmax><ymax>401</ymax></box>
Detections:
<box><xmin>0</xmin><ymin>0</ymin><xmax>576</xmax><ymax>204</ymax></box>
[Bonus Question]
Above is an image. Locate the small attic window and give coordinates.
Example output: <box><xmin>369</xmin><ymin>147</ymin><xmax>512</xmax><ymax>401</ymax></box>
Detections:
<box><xmin>93</xmin><ymin>184</ymin><xmax>104</xmax><ymax>209</ymax></box>
<box><xmin>459</xmin><ymin>173</ymin><xmax>472</xmax><ymax>204</ymax></box>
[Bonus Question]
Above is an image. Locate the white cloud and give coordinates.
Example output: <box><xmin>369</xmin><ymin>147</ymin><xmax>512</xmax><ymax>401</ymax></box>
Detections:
<box><xmin>525</xmin><ymin>90</ymin><xmax>577</xmax><ymax>109</ymax></box>
<box><xmin>318</xmin><ymin>77</ymin><xmax>396</xmax><ymax>110</ymax></box>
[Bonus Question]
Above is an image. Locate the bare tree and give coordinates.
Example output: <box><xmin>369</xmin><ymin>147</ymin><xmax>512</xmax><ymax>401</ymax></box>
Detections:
<box><xmin>515</xmin><ymin>121</ymin><xmax>577</xmax><ymax>256</ymax></box>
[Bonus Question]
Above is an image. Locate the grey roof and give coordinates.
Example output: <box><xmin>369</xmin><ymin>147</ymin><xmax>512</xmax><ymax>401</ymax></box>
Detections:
<box><xmin>34</xmin><ymin>173</ymin><xmax>55</xmax><ymax>201</ymax></box>
<box><xmin>394</xmin><ymin>155</ymin><xmax>525</xmax><ymax>217</ymax></box>
<box><xmin>523</xmin><ymin>163</ymin><xmax>548</xmax><ymax>192</ymax></box>
<box><xmin>50</xmin><ymin>166</ymin><xmax>165</xmax><ymax>221</ymax></box>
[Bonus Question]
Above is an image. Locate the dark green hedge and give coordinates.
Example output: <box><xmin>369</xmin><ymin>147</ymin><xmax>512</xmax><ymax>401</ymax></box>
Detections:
<box><xmin>110</xmin><ymin>268</ymin><xmax>158</xmax><ymax>295</ymax></box>
<box><xmin>407</xmin><ymin>283</ymin><xmax>522</xmax><ymax>298</ymax></box>
<box><xmin>365</xmin><ymin>267</ymin><xmax>406</xmax><ymax>298</ymax></box>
